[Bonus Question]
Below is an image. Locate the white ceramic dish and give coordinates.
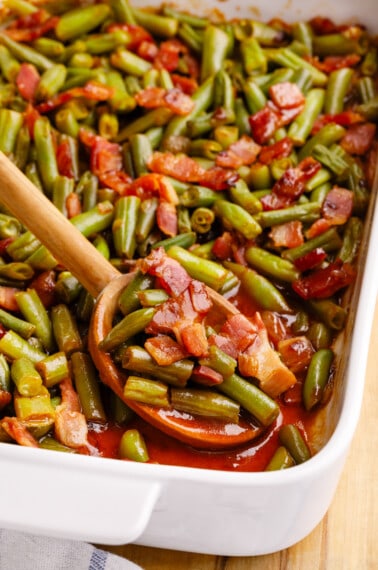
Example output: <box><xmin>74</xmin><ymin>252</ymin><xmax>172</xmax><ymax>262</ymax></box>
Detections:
<box><xmin>0</xmin><ymin>0</ymin><xmax>378</xmax><ymax>557</ymax></box>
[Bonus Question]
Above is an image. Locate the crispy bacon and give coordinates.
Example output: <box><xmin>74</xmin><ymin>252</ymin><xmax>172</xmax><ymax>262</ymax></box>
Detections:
<box><xmin>156</xmin><ymin>201</ymin><xmax>178</xmax><ymax>236</ymax></box>
<box><xmin>30</xmin><ymin>270</ymin><xmax>57</xmax><ymax>308</ymax></box>
<box><xmin>23</xmin><ymin>104</ymin><xmax>41</xmax><ymax>138</ymax></box>
<box><xmin>0</xmin><ymin>417</ymin><xmax>39</xmax><ymax>447</ymax></box>
<box><xmin>16</xmin><ymin>63</ymin><xmax>40</xmax><ymax>102</ymax></box>
<box><xmin>259</xmin><ymin>136</ymin><xmax>293</xmax><ymax>164</ymax></box>
<box><xmin>56</xmin><ymin>138</ymin><xmax>76</xmax><ymax>179</ymax></box>
<box><xmin>340</xmin><ymin>123</ymin><xmax>376</xmax><ymax>155</ymax></box>
<box><xmin>191</xmin><ymin>365</ymin><xmax>224</xmax><ymax>386</ymax></box>
<box><xmin>292</xmin><ymin>259</ymin><xmax>356</xmax><ymax>300</ymax></box>
<box><xmin>147</xmin><ymin>151</ymin><xmax>239</xmax><ymax>190</ymax></box>
<box><xmin>135</xmin><ymin>86</ymin><xmax>195</xmax><ymax>115</ymax></box>
<box><xmin>278</xmin><ymin>336</ymin><xmax>314</xmax><ymax>374</ymax></box>
<box><xmin>126</xmin><ymin>173</ymin><xmax>179</xmax><ymax>204</ymax></box>
<box><xmin>188</xmin><ymin>280</ymin><xmax>212</xmax><ymax>313</ymax></box>
<box><xmin>66</xmin><ymin>192</ymin><xmax>82</xmax><ymax>219</ymax></box>
<box><xmin>311</xmin><ymin>111</ymin><xmax>364</xmax><ymax>134</ymax></box>
<box><xmin>54</xmin><ymin>378</ymin><xmax>91</xmax><ymax>452</ymax></box>
<box><xmin>36</xmin><ymin>81</ymin><xmax>114</xmax><ymax>113</ymax></box>
<box><xmin>179</xmin><ymin>322</ymin><xmax>208</xmax><ymax>357</ymax></box>
<box><xmin>237</xmin><ymin>313</ymin><xmax>297</xmax><ymax>398</ymax></box>
<box><xmin>153</xmin><ymin>39</ymin><xmax>188</xmax><ymax>72</ymax></box>
<box><xmin>216</xmin><ymin>135</ymin><xmax>261</xmax><ymax>169</ymax></box>
<box><xmin>269</xmin><ymin>221</ymin><xmax>304</xmax><ymax>248</ymax></box>
<box><xmin>322</xmin><ymin>187</ymin><xmax>353</xmax><ymax>225</ymax></box>
<box><xmin>305</xmin><ymin>218</ymin><xmax>332</xmax><ymax>239</ymax></box>
<box><xmin>269</xmin><ymin>82</ymin><xmax>305</xmax><ymax>109</ymax></box>
<box><xmin>139</xmin><ymin>247</ymin><xmax>192</xmax><ymax>296</ymax></box>
<box><xmin>0</xmin><ymin>390</ymin><xmax>11</xmax><ymax>410</ymax></box>
<box><xmin>272</xmin><ymin>157</ymin><xmax>321</xmax><ymax>199</ymax></box>
<box><xmin>0</xmin><ymin>286</ymin><xmax>19</xmax><ymax>311</ymax></box>
<box><xmin>307</xmin><ymin>54</ymin><xmax>361</xmax><ymax>73</ymax></box>
<box><xmin>294</xmin><ymin>248</ymin><xmax>327</xmax><ymax>271</ymax></box>
<box><xmin>144</xmin><ymin>335</ymin><xmax>188</xmax><ymax>365</ymax></box>
<box><xmin>171</xmin><ymin>74</ymin><xmax>198</xmax><ymax>95</ymax></box>
<box><xmin>5</xmin><ymin>11</ymin><xmax>59</xmax><ymax>42</ymax></box>
<box><xmin>249</xmin><ymin>101</ymin><xmax>304</xmax><ymax>145</ymax></box>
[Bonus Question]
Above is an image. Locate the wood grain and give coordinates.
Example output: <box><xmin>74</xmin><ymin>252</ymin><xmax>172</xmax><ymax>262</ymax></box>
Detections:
<box><xmin>101</xmin><ymin>296</ymin><xmax>378</xmax><ymax>570</ymax></box>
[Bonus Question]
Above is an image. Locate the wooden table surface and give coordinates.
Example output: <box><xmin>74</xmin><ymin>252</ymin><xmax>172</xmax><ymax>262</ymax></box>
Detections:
<box><xmin>102</xmin><ymin>296</ymin><xmax>378</xmax><ymax>570</ymax></box>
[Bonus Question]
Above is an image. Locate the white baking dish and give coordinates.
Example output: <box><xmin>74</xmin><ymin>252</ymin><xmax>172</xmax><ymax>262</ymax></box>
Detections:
<box><xmin>0</xmin><ymin>0</ymin><xmax>378</xmax><ymax>557</ymax></box>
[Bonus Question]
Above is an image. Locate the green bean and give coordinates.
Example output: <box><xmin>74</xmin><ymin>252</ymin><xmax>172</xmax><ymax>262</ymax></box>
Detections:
<box><xmin>265</xmin><ymin>47</ymin><xmax>327</xmax><ymax>86</ymax></box>
<box><xmin>361</xmin><ymin>47</ymin><xmax>378</xmax><ymax>76</ymax></box>
<box><xmin>0</xmin><ymin>353</ymin><xmax>11</xmax><ymax>393</ymax></box>
<box><xmin>308</xmin><ymin>299</ymin><xmax>347</xmax><ymax>330</ymax></box>
<box><xmin>245</xmin><ymin>246</ymin><xmax>300</xmax><ymax>283</ymax></box>
<box><xmin>167</xmin><ymin>245</ymin><xmax>229</xmax><ymax>291</ymax></box>
<box><xmin>0</xmin><ymin>307</ymin><xmax>35</xmax><ymax>339</ymax></box>
<box><xmin>307</xmin><ymin>322</ymin><xmax>332</xmax><ymax>350</ymax></box>
<box><xmin>190</xmin><ymin>207</ymin><xmax>215</xmax><ymax>234</ymax></box>
<box><xmin>0</xmin><ymin>330</ymin><xmax>45</xmax><ymax>363</ymax></box>
<box><xmin>55</xmin><ymin>271</ymin><xmax>82</xmax><ymax>304</ymax></box>
<box><xmin>0</xmin><ymin>45</ymin><xmax>20</xmax><ymax>81</ymax></box>
<box><xmin>100</xmin><ymin>307</ymin><xmax>156</xmax><ymax>352</ymax></box>
<box><xmin>71</xmin><ymin>201</ymin><xmax>114</xmax><ymax>237</ymax></box>
<box><xmin>292</xmin><ymin>22</ymin><xmax>313</xmax><ymax>54</ymax></box>
<box><xmin>112</xmin><ymin>196</ymin><xmax>140</xmax><ymax>259</ymax></box>
<box><xmin>303</xmin><ymin>349</ymin><xmax>334</xmax><ymax>411</ymax></box>
<box><xmin>39</xmin><ymin>435</ymin><xmax>76</xmax><ymax>453</ymax></box>
<box><xmin>199</xmin><ymin>345</ymin><xmax>237</xmax><ymax>378</ymax></box>
<box><xmin>135</xmin><ymin>197</ymin><xmax>159</xmax><ymax>243</ymax></box>
<box><xmin>0</xmin><ymin>32</ymin><xmax>54</xmax><ymax>71</ymax></box>
<box><xmin>6</xmin><ymin>0</ymin><xmax>38</xmax><ymax>15</ymax></box>
<box><xmin>180</xmin><ymin>185</ymin><xmax>225</xmax><ymax>208</ymax></box>
<box><xmin>213</xmin><ymin>199</ymin><xmax>262</xmax><ymax>239</ymax></box>
<box><xmin>52</xmin><ymin>175</ymin><xmax>74</xmax><ymax>217</ymax></box>
<box><xmin>288</xmin><ymin>88</ymin><xmax>326</xmax><ymax>145</ymax></box>
<box><xmin>15</xmin><ymin>288</ymin><xmax>55</xmax><ymax>353</ymax></box>
<box><xmin>339</xmin><ymin>217</ymin><xmax>363</xmax><ymax>264</ymax></box>
<box><xmin>33</xmin><ymin>117</ymin><xmax>59</xmax><ymax>196</ymax></box>
<box><xmin>133</xmin><ymin>8</ymin><xmax>178</xmax><ymax>38</ymax></box>
<box><xmin>265</xmin><ymin>446</ymin><xmax>295</xmax><ymax>471</ymax></box>
<box><xmin>255</xmin><ymin>202</ymin><xmax>320</xmax><ymax>228</ymax></box>
<box><xmin>55</xmin><ymin>4</ymin><xmax>111</xmax><ymax>42</ymax></box>
<box><xmin>162</xmin><ymin>6</ymin><xmax>208</xmax><ymax>28</ymax></box>
<box><xmin>278</xmin><ymin>424</ymin><xmax>311</xmax><ymax>464</ymax></box>
<box><xmin>229</xmin><ymin>179</ymin><xmax>262</xmax><ymax>214</ymax></box>
<box><xmin>111</xmin><ymin>47</ymin><xmax>152</xmax><ymax>76</ymax></box>
<box><xmin>225</xmin><ymin>261</ymin><xmax>291</xmax><ymax>313</ymax></box>
<box><xmin>110</xmin><ymin>0</ymin><xmax>137</xmax><ymax>25</ymax></box>
<box><xmin>13</xmin><ymin>124</ymin><xmax>31</xmax><ymax>171</ymax></box>
<box><xmin>151</xmin><ymin>231</ymin><xmax>196</xmax><ymax>252</ymax></box>
<box><xmin>13</xmin><ymin>387</ymin><xmax>55</xmax><ymax>423</ymax></box>
<box><xmin>0</xmin><ymin>262</ymin><xmax>34</xmax><ymax>281</ymax></box>
<box><xmin>71</xmin><ymin>351</ymin><xmax>106</xmax><ymax>422</ymax></box>
<box><xmin>51</xmin><ymin>304</ymin><xmax>83</xmax><ymax>356</ymax></box>
<box><xmin>219</xmin><ymin>373</ymin><xmax>279</xmax><ymax>427</ymax></box>
<box><xmin>35</xmin><ymin>352</ymin><xmax>69</xmax><ymax>388</ymax></box>
<box><xmin>243</xmin><ymin>79</ymin><xmax>267</xmax><ymax>114</ymax></box>
<box><xmin>32</xmin><ymin>38</ymin><xmax>65</xmax><ymax>60</ymax></box>
<box><xmin>282</xmin><ymin>228</ymin><xmax>342</xmax><ymax>262</ymax></box>
<box><xmin>122</xmin><ymin>345</ymin><xmax>193</xmax><ymax>387</ymax></box>
<box><xmin>0</xmin><ymin>109</ymin><xmax>23</xmax><ymax>155</ymax></box>
<box><xmin>137</xmin><ymin>288</ymin><xmax>169</xmax><ymax>307</ymax></box>
<box><xmin>55</xmin><ymin>108</ymin><xmax>80</xmax><ymax>138</ymax></box>
<box><xmin>130</xmin><ymin>133</ymin><xmax>153</xmax><ymax>177</ymax></box>
<box><xmin>171</xmin><ymin>388</ymin><xmax>240</xmax><ymax>422</ymax></box>
<box><xmin>313</xmin><ymin>34</ymin><xmax>365</xmax><ymax>57</ymax></box>
<box><xmin>0</xmin><ymin>213</ymin><xmax>22</xmax><ymax>239</ymax></box>
<box><xmin>116</xmin><ymin>108</ymin><xmax>173</xmax><ymax>142</ymax></box>
<box><xmin>124</xmin><ymin>375</ymin><xmax>170</xmax><ymax>407</ymax></box>
<box><xmin>119</xmin><ymin>428</ymin><xmax>149</xmax><ymax>462</ymax></box>
<box><xmin>177</xmin><ymin>23</ymin><xmax>203</xmax><ymax>54</ymax></box>
<box><xmin>324</xmin><ymin>68</ymin><xmax>354</xmax><ymax>115</ymax></box>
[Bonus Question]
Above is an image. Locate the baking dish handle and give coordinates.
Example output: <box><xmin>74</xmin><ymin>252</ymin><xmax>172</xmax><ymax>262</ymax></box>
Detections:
<box><xmin>0</xmin><ymin>448</ymin><xmax>161</xmax><ymax>545</ymax></box>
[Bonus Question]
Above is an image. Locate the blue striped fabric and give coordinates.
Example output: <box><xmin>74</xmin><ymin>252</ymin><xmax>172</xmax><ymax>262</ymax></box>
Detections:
<box><xmin>89</xmin><ymin>548</ymin><xmax>108</xmax><ymax>570</ymax></box>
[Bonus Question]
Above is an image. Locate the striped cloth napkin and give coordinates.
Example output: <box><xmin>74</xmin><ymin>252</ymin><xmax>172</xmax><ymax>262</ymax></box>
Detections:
<box><xmin>0</xmin><ymin>529</ymin><xmax>143</xmax><ymax>570</ymax></box>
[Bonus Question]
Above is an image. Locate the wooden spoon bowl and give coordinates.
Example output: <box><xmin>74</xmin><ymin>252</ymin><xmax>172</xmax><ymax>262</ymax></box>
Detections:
<box><xmin>0</xmin><ymin>152</ymin><xmax>265</xmax><ymax>449</ymax></box>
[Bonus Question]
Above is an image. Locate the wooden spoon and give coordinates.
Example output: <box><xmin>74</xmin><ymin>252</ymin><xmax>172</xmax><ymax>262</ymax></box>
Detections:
<box><xmin>0</xmin><ymin>152</ymin><xmax>264</xmax><ymax>449</ymax></box>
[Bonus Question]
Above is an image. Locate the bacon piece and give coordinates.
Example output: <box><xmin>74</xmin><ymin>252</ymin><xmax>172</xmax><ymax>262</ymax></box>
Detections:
<box><xmin>5</xmin><ymin>12</ymin><xmax>59</xmax><ymax>42</ymax></box>
<box><xmin>179</xmin><ymin>322</ymin><xmax>208</xmax><ymax>357</ymax></box>
<box><xmin>156</xmin><ymin>201</ymin><xmax>178</xmax><ymax>236</ymax></box>
<box><xmin>144</xmin><ymin>335</ymin><xmax>188</xmax><ymax>365</ymax></box>
<box><xmin>126</xmin><ymin>173</ymin><xmax>179</xmax><ymax>204</ymax></box>
<box><xmin>260</xmin><ymin>311</ymin><xmax>291</xmax><ymax>346</ymax></box>
<box><xmin>191</xmin><ymin>365</ymin><xmax>224</xmax><ymax>386</ymax></box>
<box><xmin>154</xmin><ymin>39</ymin><xmax>188</xmax><ymax>72</ymax></box>
<box><xmin>23</xmin><ymin>103</ymin><xmax>41</xmax><ymax>138</ymax></box>
<box><xmin>56</xmin><ymin>138</ymin><xmax>76</xmax><ymax>179</ymax></box>
<box><xmin>305</xmin><ymin>218</ymin><xmax>332</xmax><ymax>239</ymax></box>
<box><xmin>249</xmin><ymin>105</ymin><xmax>281</xmax><ymax>144</ymax></box>
<box><xmin>147</xmin><ymin>151</ymin><xmax>204</xmax><ymax>182</ymax></box>
<box><xmin>30</xmin><ymin>270</ymin><xmax>57</xmax><ymax>308</ymax></box>
<box><xmin>36</xmin><ymin>81</ymin><xmax>114</xmax><ymax>113</ymax></box>
<box><xmin>0</xmin><ymin>286</ymin><xmax>19</xmax><ymax>311</ymax></box>
<box><xmin>340</xmin><ymin>123</ymin><xmax>376</xmax><ymax>155</ymax></box>
<box><xmin>322</xmin><ymin>187</ymin><xmax>353</xmax><ymax>225</ymax></box>
<box><xmin>137</xmin><ymin>40</ymin><xmax>159</xmax><ymax>61</ymax></box>
<box><xmin>216</xmin><ymin>135</ymin><xmax>261</xmax><ymax>169</ymax></box>
<box><xmin>294</xmin><ymin>248</ymin><xmax>327</xmax><ymax>272</ymax></box>
<box><xmin>212</xmin><ymin>232</ymin><xmax>233</xmax><ymax>260</ymax></box>
<box><xmin>269</xmin><ymin>221</ymin><xmax>304</xmax><ymax>248</ymax></box>
<box><xmin>54</xmin><ymin>378</ymin><xmax>91</xmax><ymax>452</ymax></box>
<box><xmin>237</xmin><ymin>313</ymin><xmax>297</xmax><ymax>397</ymax></box>
<box><xmin>307</xmin><ymin>54</ymin><xmax>361</xmax><ymax>73</ymax></box>
<box><xmin>200</xmin><ymin>166</ymin><xmax>239</xmax><ymax>190</ymax></box>
<box><xmin>259</xmin><ymin>136</ymin><xmax>293</xmax><ymax>164</ymax></box>
<box><xmin>0</xmin><ymin>417</ymin><xmax>39</xmax><ymax>447</ymax></box>
<box><xmin>260</xmin><ymin>192</ymin><xmax>292</xmax><ymax>211</ymax></box>
<box><xmin>269</xmin><ymin>82</ymin><xmax>305</xmax><ymax>109</ymax></box>
<box><xmin>292</xmin><ymin>259</ymin><xmax>356</xmax><ymax>300</ymax></box>
<box><xmin>171</xmin><ymin>74</ymin><xmax>198</xmax><ymax>95</ymax></box>
<box><xmin>140</xmin><ymin>247</ymin><xmax>191</xmax><ymax>296</ymax></box>
<box><xmin>66</xmin><ymin>192</ymin><xmax>82</xmax><ymax>218</ymax></box>
<box><xmin>278</xmin><ymin>336</ymin><xmax>314</xmax><ymax>374</ymax></box>
<box><xmin>188</xmin><ymin>280</ymin><xmax>212</xmax><ymax>313</ymax></box>
<box><xmin>16</xmin><ymin>63</ymin><xmax>40</xmax><ymax>102</ymax></box>
<box><xmin>272</xmin><ymin>157</ymin><xmax>321</xmax><ymax>200</ymax></box>
<box><xmin>107</xmin><ymin>23</ymin><xmax>154</xmax><ymax>50</ymax></box>
<box><xmin>311</xmin><ymin>111</ymin><xmax>364</xmax><ymax>134</ymax></box>
<box><xmin>135</xmin><ymin>86</ymin><xmax>194</xmax><ymax>115</ymax></box>
<box><xmin>0</xmin><ymin>390</ymin><xmax>11</xmax><ymax>410</ymax></box>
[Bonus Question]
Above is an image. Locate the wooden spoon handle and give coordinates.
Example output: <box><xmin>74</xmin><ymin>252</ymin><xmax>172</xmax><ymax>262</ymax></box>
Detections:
<box><xmin>0</xmin><ymin>152</ymin><xmax>119</xmax><ymax>297</ymax></box>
